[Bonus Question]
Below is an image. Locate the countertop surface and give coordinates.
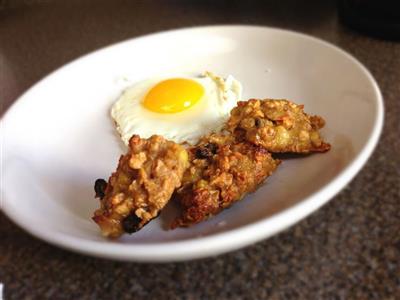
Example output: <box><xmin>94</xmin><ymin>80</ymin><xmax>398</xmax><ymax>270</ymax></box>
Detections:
<box><xmin>1</xmin><ymin>1</ymin><xmax>399</xmax><ymax>299</ymax></box>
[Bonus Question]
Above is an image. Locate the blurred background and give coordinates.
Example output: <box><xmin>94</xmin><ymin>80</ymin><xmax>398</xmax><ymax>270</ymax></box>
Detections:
<box><xmin>1</xmin><ymin>1</ymin><xmax>399</xmax><ymax>299</ymax></box>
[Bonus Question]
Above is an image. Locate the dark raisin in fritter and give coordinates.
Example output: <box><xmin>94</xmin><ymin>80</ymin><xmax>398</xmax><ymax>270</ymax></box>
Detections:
<box><xmin>122</xmin><ymin>213</ymin><xmax>142</xmax><ymax>233</ymax></box>
<box><xmin>94</xmin><ymin>179</ymin><xmax>107</xmax><ymax>199</ymax></box>
<box><xmin>195</xmin><ymin>143</ymin><xmax>218</xmax><ymax>159</ymax></box>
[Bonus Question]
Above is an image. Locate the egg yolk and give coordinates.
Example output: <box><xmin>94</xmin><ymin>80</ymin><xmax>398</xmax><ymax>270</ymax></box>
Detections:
<box><xmin>143</xmin><ymin>78</ymin><xmax>204</xmax><ymax>113</ymax></box>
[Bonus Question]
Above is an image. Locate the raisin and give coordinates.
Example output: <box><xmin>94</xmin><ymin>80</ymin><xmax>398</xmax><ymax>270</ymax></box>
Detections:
<box><xmin>122</xmin><ymin>213</ymin><xmax>142</xmax><ymax>234</ymax></box>
<box><xmin>195</xmin><ymin>143</ymin><xmax>218</xmax><ymax>159</ymax></box>
<box><xmin>205</xmin><ymin>143</ymin><xmax>218</xmax><ymax>154</ymax></box>
<box><xmin>94</xmin><ymin>179</ymin><xmax>107</xmax><ymax>199</ymax></box>
<box><xmin>195</xmin><ymin>147</ymin><xmax>211</xmax><ymax>159</ymax></box>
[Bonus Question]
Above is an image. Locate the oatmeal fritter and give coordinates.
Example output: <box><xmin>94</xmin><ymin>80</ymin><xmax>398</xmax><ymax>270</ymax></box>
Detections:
<box><xmin>171</xmin><ymin>133</ymin><xmax>280</xmax><ymax>228</ymax></box>
<box><xmin>93</xmin><ymin>97</ymin><xmax>332</xmax><ymax>236</ymax></box>
<box><xmin>93</xmin><ymin>135</ymin><xmax>189</xmax><ymax>238</ymax></box>
<box><xmin>226</xmin><ymin>99</ymin><xmax>331</xmax><ymax>153</ymax></box>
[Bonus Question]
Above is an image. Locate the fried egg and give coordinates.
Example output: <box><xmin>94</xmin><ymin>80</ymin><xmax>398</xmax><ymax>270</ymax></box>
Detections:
<box><xmin>111</xmin><ymin>71</ymin><xmax>242</xmax><ymax>145</ymax></box>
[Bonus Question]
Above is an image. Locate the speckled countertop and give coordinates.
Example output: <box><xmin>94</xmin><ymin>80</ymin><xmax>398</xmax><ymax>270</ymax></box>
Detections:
<box><xmin>1</xmin><ymin>1</ymin><xmax>399</xmax><ymax>299</ymax></box>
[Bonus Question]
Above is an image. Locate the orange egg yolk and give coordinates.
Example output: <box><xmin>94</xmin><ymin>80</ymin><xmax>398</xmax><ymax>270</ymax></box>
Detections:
<box><xmin>143</xmin><ymin>78</ymin><xmax>204</xmax><ymax>113</ymax></box>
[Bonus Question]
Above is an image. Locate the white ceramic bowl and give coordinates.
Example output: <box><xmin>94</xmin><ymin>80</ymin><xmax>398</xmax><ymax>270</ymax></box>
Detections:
<box><xmin>1</xmin><ymin>25</ymin><xmax>383</xmax><ymax>262</ymax></box>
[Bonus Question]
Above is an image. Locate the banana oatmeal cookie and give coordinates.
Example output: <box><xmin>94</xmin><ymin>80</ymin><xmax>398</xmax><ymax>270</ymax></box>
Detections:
<box><xmin>93</xmin><ymin>135</ymin><xmax>189</xmax><ymax>238</ymax></box>
<box><xmin>171</xmin><ymin>133</ymin><xmax>280</xmax><ymax>228</ymax></box>
<box><xmin>226</xmin><ymin>99</ymin><xmax>331</xmax><ymax>153</ymax></box>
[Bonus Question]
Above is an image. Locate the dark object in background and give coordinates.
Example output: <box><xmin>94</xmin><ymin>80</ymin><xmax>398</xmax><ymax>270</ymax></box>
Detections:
<box><xmin>338</xmin><ymin>0</ymin><xmax>400</xmax><ymax>40</ymax></box>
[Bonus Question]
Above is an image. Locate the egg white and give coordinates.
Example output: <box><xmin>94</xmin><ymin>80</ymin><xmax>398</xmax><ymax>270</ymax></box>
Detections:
<box><xmin>111</xmin><ymin>72</ymin><xmax>242</xmax><ymax>145</ymax></box>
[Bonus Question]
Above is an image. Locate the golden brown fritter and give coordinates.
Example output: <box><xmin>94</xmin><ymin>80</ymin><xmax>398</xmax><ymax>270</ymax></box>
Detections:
<box><xmin>171</xmin><ymin>133</ymin><xmax>280</xmax><ymax>228</ymax></box>
<box><xmin>93</xmin><ymin>135</ymin><xmax>189</xmax><ymax>238</ymax></box>
<box><xmin>226</xmin><ymin>99</ymin><xmax>331</xmax><ymax>153</ymax></box>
